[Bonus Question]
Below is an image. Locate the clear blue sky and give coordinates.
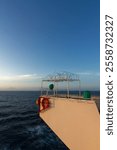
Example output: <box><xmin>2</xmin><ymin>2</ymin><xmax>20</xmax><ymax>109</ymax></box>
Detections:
<box><xmin>0</xmin><ymin>0</ymin><xmax>100</xmax><ymax>90</ymax></box>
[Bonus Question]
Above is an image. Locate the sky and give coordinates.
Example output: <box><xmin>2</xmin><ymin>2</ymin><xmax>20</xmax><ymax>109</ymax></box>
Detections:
<box><xmin>0</xmin><ymin>0</ymin><xmax>100</xmax><ymax>91</ymax></box>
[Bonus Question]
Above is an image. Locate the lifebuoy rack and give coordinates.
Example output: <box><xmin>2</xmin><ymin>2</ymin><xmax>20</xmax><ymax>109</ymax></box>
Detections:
<box><xmin>36</xmin><ymin>96</ymin><xmax>50</xmax><ymax>112</ymax></box>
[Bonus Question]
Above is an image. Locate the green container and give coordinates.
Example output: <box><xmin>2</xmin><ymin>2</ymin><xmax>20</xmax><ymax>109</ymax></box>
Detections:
<box><xmin>83</xmin><ymin>91</ymin><xmax>91</xmax><ymax>100</ymax></box>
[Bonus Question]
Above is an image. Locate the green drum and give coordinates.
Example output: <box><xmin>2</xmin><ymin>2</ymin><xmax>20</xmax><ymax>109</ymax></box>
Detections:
<box><xmin>83</xmin><ymin>91</ymin><xmax>91</xmax><ymax>100</ymax></box>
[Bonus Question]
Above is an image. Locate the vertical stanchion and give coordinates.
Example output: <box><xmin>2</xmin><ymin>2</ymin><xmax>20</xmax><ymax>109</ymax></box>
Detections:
<box><xmin>67</xmin><ymin>80</ymin><xmax>69</xmax><ymax>98</ymax></box>
<box><xmin>41</xmin><ymin>81</ymin><xmax>43</xmax><ymax>96</ymax></box>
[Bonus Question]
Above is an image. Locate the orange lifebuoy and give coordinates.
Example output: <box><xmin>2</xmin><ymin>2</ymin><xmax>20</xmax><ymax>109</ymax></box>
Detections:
<box><xmin>42</xmin><ymin>98</ymin><xmax>49</xmax><ymax>110</ymax></box>
<box><xmin>36</xmin><ymin>97</ymin><xmax>50</xmax><ymax>112</ymax></box>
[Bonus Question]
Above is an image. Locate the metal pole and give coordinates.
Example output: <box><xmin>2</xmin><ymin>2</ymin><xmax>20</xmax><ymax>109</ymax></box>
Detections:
<box><xmin>67</xmin><ymin>80</ymin><xmax>69</xmax><ymax>98</ymax></box>
<box><xmin>54</xmin><ymin>81</ymin><xmax>55</xmax><ymax>96</ymax></box>
<box><xmin>41</xmin><ymin>81</ymin><xmax>43</xmax><ymax>96</ymax></box>
<box><xmin>46</xmin><ymin>89</ymin><xmax>48</xmax><ymax>96</ymax></box>
<box><xmin>79</xmin><ymin>80</ymin><xmax>81</xmax><ymax>97</ymax></box>
<box><xmin>56</xmin><ymin>82</ymin><xmax>58</xmax><ymax>97</ymax></box>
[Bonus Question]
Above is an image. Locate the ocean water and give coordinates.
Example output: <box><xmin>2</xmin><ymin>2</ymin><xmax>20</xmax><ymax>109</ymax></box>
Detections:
<box><xmin>0</xmin><ymin>91</ymin><xmax>68</xmax><ymax>150</ymax></box>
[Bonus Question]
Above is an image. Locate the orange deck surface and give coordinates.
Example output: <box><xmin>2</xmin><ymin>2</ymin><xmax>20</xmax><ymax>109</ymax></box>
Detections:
<box><xmin>40</xmin><ymin>97</ymin><xmax>100</xmax><ymax>150</ymax></box>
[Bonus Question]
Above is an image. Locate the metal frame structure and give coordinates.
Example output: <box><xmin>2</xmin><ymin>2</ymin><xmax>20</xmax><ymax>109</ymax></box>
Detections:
<box><xmin>41</xmin><ymin>72</ymin><xmax>81</xmax><ymax>98</ymax></box>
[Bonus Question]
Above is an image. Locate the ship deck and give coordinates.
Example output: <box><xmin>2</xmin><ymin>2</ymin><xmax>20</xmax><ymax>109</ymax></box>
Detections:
<box><xmin>40</xmin><ymin>97</ymin><xmax>100</xmax><ymax>150</ymax></box>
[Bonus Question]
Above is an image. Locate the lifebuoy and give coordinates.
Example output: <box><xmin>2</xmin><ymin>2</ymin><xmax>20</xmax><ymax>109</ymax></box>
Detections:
<box><xmin>42</xmin><ymin>98</ymin><xmax>49</xmax><ymax>110</ymax></box>
<box><xmin>36</xmin><ymin>97</ymin><xmax>50</xmax><ymax>112</ymax></box>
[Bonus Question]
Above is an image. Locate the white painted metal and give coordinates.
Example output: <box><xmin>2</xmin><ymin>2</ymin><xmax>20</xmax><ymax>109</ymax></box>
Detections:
<box><xmin>41</xmin><ymin>72</ymin><xmax>81</xmax><ymax>97</ymax></box>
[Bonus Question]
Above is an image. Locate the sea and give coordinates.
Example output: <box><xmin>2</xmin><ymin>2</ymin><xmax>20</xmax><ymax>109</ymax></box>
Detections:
<box><xmin>0</xmin><ymin>91</ymin><xmax>69</xmax><ymax>150</ymax></box>
<box><xmin>0</xmin><ymin>91</ymin><xmax>100</xmax><ymax>150</ymax></box>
